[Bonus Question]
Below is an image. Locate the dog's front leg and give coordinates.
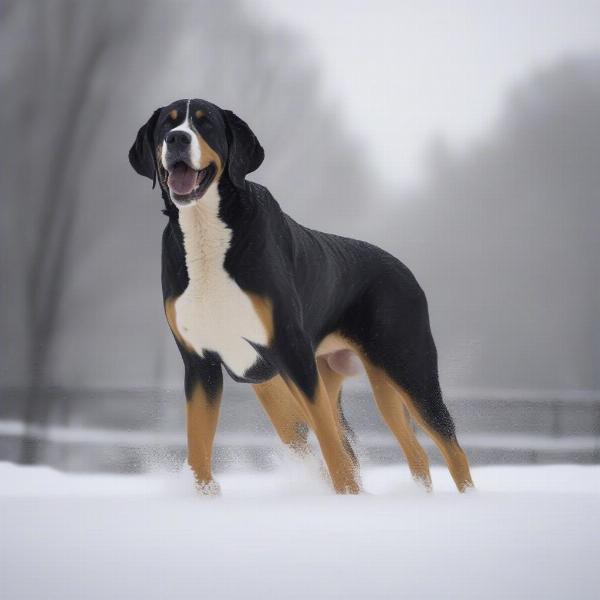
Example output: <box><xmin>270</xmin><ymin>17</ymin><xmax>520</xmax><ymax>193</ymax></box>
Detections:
<box><xmin>253</xmin><ymin>375</ymin><xmax>310</xmax><ymax>456</ymax></box>
<box><xmin>277</xmin><ymin>327</ymin><xmax>360</xmax><ymax>494</ymax></box>
<box><xmin>183</xmin><ymin>352</ymin><xmax>223</xmax><ymax>495</ymax></box>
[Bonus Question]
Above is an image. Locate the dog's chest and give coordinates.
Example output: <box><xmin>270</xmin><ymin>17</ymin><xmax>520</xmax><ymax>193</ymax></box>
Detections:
<box><xmin>173</xmin><ymin>191</ymin><xmax>268</xmax><ymax>377</ymax></box>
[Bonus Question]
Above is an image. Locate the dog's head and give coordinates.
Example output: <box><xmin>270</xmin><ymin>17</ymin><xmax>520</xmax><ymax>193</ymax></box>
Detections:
<box><xmin>128</xmin><ymin>99</ymin><xmax>264</xmax><ymax>208</ymax></box>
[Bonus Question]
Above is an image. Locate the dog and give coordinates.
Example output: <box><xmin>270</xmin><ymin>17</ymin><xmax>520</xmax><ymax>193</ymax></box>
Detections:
<box><xmin>128</xmin><ymin>98</ymin><xmax>473</xmax><ymax>494</ymax></box>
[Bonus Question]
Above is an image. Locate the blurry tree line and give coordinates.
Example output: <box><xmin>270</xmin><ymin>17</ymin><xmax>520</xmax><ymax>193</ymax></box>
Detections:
<box><xmin>387</xmin><ymin>56</ymin><xmax>600</xmax><ymax>393</ymax></box>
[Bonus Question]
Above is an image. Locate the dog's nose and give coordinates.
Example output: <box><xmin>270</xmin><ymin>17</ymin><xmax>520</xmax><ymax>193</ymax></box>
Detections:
<box><xmin>166</xmin><ymin>131</ymin><xmax>191</xmax><ymax>146</ymax></box>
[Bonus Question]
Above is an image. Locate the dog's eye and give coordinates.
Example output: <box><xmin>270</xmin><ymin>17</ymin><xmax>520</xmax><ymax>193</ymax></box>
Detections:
<box><xmin>194</xmin><ymin>111</ymin><xmax>211</xmax><ymax>128</ymax></box>
<box><xmin>198</xmin><ymin>117</ymin><xmax>211</xmax><ymax>128</ymax></box>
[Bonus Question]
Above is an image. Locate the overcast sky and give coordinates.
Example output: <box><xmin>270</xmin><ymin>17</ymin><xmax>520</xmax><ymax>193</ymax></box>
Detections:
<box><xmin>254</xmin><ymin>0</ymin><xmax>600</xmax><ymax>189</ymax></box>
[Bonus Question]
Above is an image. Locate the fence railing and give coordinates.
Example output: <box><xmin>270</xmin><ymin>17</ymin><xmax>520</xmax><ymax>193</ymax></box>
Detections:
<box><xmin>2</xmin><ymin>384</ymin><xmax>599</xmax><ymax>472</ymax></box>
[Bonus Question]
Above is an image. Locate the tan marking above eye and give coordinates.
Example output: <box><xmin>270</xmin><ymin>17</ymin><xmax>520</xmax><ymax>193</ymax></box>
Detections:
<box><xmin>195</xmin><ymin>110</ymin><xmax>204</xmax><ymax>119</ymax></box>
<box><xmin>169</xmin><ymin>109</ymin><xmax>178</xmax><ymax>120</ymax></box>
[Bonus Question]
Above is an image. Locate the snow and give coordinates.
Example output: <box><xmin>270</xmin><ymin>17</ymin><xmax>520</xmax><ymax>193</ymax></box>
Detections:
<box><xmin>1</xmin><ymin>461</ymin><xmax>599</xmax><ymax>599</ymax></box>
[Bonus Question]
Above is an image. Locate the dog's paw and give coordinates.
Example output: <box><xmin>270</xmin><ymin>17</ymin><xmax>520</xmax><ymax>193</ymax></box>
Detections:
<box><xmin>412</xmin><ymin>473</ymin><xmax>433</xmax><ymax>493</ymax></box>
<box><xmin>195</xmin><ymin>479</ymin><xmax>221</xmax><ymax>496</ymax></box>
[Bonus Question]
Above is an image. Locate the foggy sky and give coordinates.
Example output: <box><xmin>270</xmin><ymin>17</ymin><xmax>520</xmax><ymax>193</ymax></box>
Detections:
<box><xmin>257</xmin><ymin>0</ymin><xmax>600</xmax><ymax>188</ymax></box>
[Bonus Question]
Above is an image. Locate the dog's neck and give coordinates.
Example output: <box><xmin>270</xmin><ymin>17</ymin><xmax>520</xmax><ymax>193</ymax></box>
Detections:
<box><xmin>176</xmin><ymin>183</ymin><xmax>231</xmax><ymax>289</ymax></box>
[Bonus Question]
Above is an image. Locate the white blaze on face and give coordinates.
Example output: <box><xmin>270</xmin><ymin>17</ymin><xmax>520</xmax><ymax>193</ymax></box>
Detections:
<box><xmin>160</xmin><ymin>100</ymin><xmax>202</xmax><ymax>170</ymax></box>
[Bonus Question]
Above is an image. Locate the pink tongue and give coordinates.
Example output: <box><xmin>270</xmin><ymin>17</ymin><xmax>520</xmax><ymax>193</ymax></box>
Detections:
<box><xmin>168</xmin><ymin>163</ymin><xmax>197</xmax><ymax>195</ymax></box>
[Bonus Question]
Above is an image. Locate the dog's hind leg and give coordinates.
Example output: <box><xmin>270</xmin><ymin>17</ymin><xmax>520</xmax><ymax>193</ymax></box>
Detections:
<box><xmin>253</xmin><ymin>375</ymin><xmax>310</xmax><ymax>455</ymax></box>
<box><xmin>342</xmin><ymin>276</ymin><xmax>473</xmax><ymax>492</ymax></box>
<box><xmin>317</xmin><ymin>356</ymin><xmax>359</xmax><ymax>469</ymax></box>
<box><xmin>361</xmin><ymin>359</ymin><xmax>432</xmax><ymax>490</ymax></box>
<box><xmin>362</xmin><ymin>352</ymin><xmax>472</xmax><ymax>492</ymax></box>
<box><xmin>399</xmin><ymin>382</ymin><xmax>472</xmax><ymax>493</ymax></box>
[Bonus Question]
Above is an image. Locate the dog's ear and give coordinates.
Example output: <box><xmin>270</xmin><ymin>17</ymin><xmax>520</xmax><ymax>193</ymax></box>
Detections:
<box><xmin>128</xmin><ymin>108</ymin><xmax>161</xmax><ymax>188</ymax></box>
<box><xmin>222</xmin><ymin>109</ymin><xmax>264</xmax><ymax>189</ymax></box>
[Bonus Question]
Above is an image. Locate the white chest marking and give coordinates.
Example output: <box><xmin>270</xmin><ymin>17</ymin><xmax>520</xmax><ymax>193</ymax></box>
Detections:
<box><xmin>174</xmin><ymin>185</ymin><xmax>268</xmax><ymax>377</ymax></box>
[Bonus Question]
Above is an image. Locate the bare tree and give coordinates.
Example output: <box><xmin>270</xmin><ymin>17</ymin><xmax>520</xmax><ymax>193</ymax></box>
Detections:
<box><xmin>1</xmin><ymin>1</ymin><xmax>141</xmax><ymax>462</ymax></box>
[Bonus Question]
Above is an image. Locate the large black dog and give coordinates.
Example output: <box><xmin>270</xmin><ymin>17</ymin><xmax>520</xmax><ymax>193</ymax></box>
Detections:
<box><xmin>129</xmin><ymin>99</ymin><xmax>473</xmax><ymax>494</ymax></box>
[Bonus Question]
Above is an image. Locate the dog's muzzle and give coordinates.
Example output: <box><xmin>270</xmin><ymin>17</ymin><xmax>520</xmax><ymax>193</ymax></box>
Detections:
<box><xmin>164</xmin><ymin>132</ymin><xmax>198</xmax><ymax>196</ymax></box>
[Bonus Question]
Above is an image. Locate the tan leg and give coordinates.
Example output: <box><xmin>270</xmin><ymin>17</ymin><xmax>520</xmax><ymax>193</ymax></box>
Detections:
<box><xmin>363</xmin><ymin>360</ymin><xmax>473</xmax><ymax>492</ymax></box>
<box><xmin>253</xmin><ymin>375</ymin><xmax>309</xmax><ymax>454</ymax></box>
<box><xmin>317</xmin><ymin>355</ymin><xmax>345</xmax><ymax>410</ymax></box>
<box><xmin>416</xmin><ymin>420</ymin><xmax>473</xmax><ymax>492</ymax></box>
<box><xmin>284</xmin><ymin>374</ymin><xmax>360</xmax><ymax>494</ymax></box>
<box><xmin>400</xmin><ymin>391</ymin><xmax>473</xmax><ymax>492</ymax></box>
<box><xmin>317</xmin><ymin>356</ymin><xmax>358</xmax><ymax>468</ymax></box>
<box><xmin>363</xmin><ymin>361</ymin><xmax>432</xmax><ymax>490</ymax></box>
<box><xmin>187</xmin><ymin>383</ymin><xmax>221</xmax><ymax>494</ymax></box>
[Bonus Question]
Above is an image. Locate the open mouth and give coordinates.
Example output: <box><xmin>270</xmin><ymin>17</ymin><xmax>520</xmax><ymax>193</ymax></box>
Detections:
<box><xmin>165</xmin><ymin>161</ymin><xmax>215</xmax><ymax>204</ymax></box>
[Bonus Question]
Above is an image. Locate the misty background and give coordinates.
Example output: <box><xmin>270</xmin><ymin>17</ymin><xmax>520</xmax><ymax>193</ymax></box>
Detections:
<box><xmin>1</xmin><ymin>0</ymin><xmax>599</xmax><ymax>471</ymax></box>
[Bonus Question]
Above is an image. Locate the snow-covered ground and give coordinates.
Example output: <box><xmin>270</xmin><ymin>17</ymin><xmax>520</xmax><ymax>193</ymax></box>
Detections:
<box><xmin>1</xmin><ymin>460</ymin><xmax>599</xmax><ymax>599</ymax></box>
